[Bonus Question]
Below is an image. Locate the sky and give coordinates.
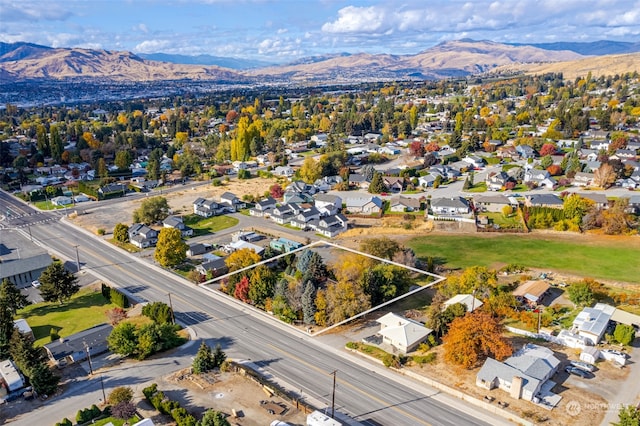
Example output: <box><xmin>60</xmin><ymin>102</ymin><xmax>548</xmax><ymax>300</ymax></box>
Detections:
<box><xmin>1</xmin><ymin>0</ymin><xmax>639</xmax><ymax>63</ymax></box>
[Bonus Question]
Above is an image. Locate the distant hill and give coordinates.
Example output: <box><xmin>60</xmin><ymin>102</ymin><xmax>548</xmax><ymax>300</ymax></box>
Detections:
<box><xmin>248</xmin><ymin>39</ymin><xmax>583</xmax><ymax>81</ymax></box>
<box><xmin>509</xmin><ymin>40</ymin><xmax>640</xmax><ymax>56</ymax></box>
<box><xmin>138</xmin><ymin>52</ymin><xmax>274</xmax><ymax>70</ymax></box>
<box><xmin>0</xmin><ymin>42</ymin><xmax>247</xmax><ymax>82</ymax></box>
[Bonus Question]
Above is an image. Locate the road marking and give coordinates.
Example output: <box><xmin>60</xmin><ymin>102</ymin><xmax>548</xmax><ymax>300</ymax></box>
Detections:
<box><xmin>267</xmin><ymin>343</ymin><xmax>432</xmax><ymax>426</ymax></box>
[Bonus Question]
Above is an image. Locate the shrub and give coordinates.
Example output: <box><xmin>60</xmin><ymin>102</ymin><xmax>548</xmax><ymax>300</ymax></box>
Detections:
<box><xmin>101</xmin><ymin>283</ymin><xmax>111</xmax><ymax>300</ymax></box>
<box><xmin>108</xmin><ymin>386</ymin><xmax>133</xmax><ymax>405</ymax></box>
<box><xmin>55</xmin><ymin>418</ymin><xmax>72</xmax><ymax>426</ymax></box>
<box><xmin>412</xmin><ymin>352</ymin><xmax>437</xmax><ymax>366</ymax></box>
<box><xmin>112</xmin><ymin>401</ymin><xmax>137</xmax><ymax>420</ymax></box>
<box><xmin>110</xmin><ymin>288</ymin><xmax>129</xmax><ymax>308</ymax></box>
<box><xmin>50</xmin><ymin>328</ymin><xmax>60</xmax><ymax>341</ymax></box>
<box><xmin>212</xmin><ymin>179</ymin><xmax>222</xmax><ymax>187</ymax></box>
<box><xmin>143</xmin><ymin>383</ymin><xmax>158</xmax><ymax>400</ymax></box>
<box><xmin>142</xmin><ymin>301</ymin><xmax>173</xmax><ymax>324</ymax></box>
<box><xmin>97</xmin><ymin>228</ymin><xmax>106</xmax><ymax>235</ymax></box>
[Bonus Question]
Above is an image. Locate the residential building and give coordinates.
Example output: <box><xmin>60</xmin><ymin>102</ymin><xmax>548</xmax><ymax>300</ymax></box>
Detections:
<box><xmin>196</xmin><ymin>257</ymin><xmax>227</xmax><ymax>277</ymax></box>
<box><xmin>13</xmin><ymin>319</ymin><xmax>34</xmax><ymax>340</ymax></box>
<box><xmin>516</xmin><ymin>144</ymin><xmax>536</xmax><ymax>159</ymax></box>
<box><xmin>443</xmin><ymin>294</ymin><xmax>483</xmax><ymax>312</ymax></box>
<box><xmin>476</xmin><ymin>344</ymin><xmax>561</xmax><ymax>405</ymax></box>
<box><xmin>513</xmin><ymin>280</ymin><xmax>550</xmax><ymax>306</ymax></box>
<box><xmin>193</xmin><ymin>198</ymin><xmax>225</xmax><ymax>217</ymax></box>
<box><xmin>163</xmin><ymin>216</ymin><xmax>193</xmax><ymax>237</ymax></box>
<box><xmin>219</xmin><ymin>192</ymin><xmax>245</xmax><ymax>212</ymax></box>
<box><xmin>314</xmin><ymin>193</ymin><xmax>342</xmax><ymax>217</ymax></box>
<box><xmin>249</xmin><ymin>197</ymin><xmax>277</xmax><ymax>217</ymax></box>
<box><xmin>0</xmin><ymin>230</ymin><xmax>52</xmax><ymax>288</ymax></box>
<box><xmin>375</xmin><ymin>312</ymin><xmax>433</xmax><ymax>355</ymax></box>
<box><xmin>270</xmin><ymin>238</ymin><xmax>303</xmax><ymax>253</ymax></box>
<box><xmin>271</xmin><ymin>204</ymin><xmax>295</xmax><ymax>224</ymax></box>
<box><xmin>128</xmin><ymin>223</ymin><xmax>159</xmax><ymax>248</ymax></box>
<box><xmin>473</xmin><ymin>194</ymin><xmax>515</xmax><ymax>213</ymax></box>
<box><xmin>311</xmin><ymin>214</ymin><xmax>349</xmax><ymax>238</ymax></box>
<box><xmin>0</xmin><ymin>360</ymin><xmax>24</xmax><ymax>392</ymax></box>
<box><xmin>572</xmin><ymin>172</ymin><xmax>595</xmax><ymax>187</ymax></box>
<box><xmin>274</xmin><ymin>165</ymin><xmax>295</xmax><ymax>177</ymax></box>
<box><xmin>389</xmin><ymin>196</ymin><xmax>421</xmax><ymax>212</ymax></box>
<box><xmin>44</xmin><ymin>323</ymin><xmax>113</xmax><ymax>366</ymax></box>
<box><xmin>290</xmin><ymin>206</ymin><xmax>321</xmax><ymax>230</ymax></box>
<box><xmin>524</xmin><ymin>194</ymin><xmax>563</xmax><ymax>209</ymax></box>
<box><xmin>186</xmin><ymin>243</ymin><xmax>212</xmax><ymax>257</ymax></box>
<box><xmin>383</xmin><ymin>176</ymin><xmax>405</xmax><ymax>193</ymax></box>
<box><xmin>430</xmin><ymin>197</ymin><xmax>471</xmax><ymax>215</ymax></box>
<box><xmin>345</xmin><ymin>196</ymin><xmax>383</xmax><ymax>214</ymax></box>
<box><xmin>572</xmin><ymin>303</ymin><xmax>615</xmax><ymax>345</ymax></box>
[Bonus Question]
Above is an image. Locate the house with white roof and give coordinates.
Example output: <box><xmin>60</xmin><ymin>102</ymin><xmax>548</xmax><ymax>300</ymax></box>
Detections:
<box><xmin>375</xmin><ymin>312</ymin><xmax>433</xmax><ymax>355</ymax></box>
<box><xmin>443</xmin><ymin>294</ymin><xmax>483</xmax><ymax>312</ymax></box>
<box><xmin>345</xmin><ymin>196</ymin><xmax>383</xmax><ymax>214</ymax></box>
<box><xmin>572</xmin><ymin>303</ymin><xmax>615</xmax><ymax>345</ymax></box>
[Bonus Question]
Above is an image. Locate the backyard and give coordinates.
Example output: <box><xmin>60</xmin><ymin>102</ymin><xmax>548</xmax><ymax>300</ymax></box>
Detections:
<box><xmin>15</xmin><ymin>285</ymin><xmax>118</xmax><ymax>347</ymax></box>
<box><xmin>407</xmin><ymin>233</ymin><xmax>640</xmax><ymax>284</ymax></box>
<box><xmin>182</xmin><ymin>214</ymin><xmax>239</xmax><ymax>236</ymax></box>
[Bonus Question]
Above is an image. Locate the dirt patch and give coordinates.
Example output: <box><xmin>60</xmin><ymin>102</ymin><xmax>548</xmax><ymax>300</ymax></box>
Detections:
<box><xmin>148</xmin><ymin>367</ymin><xmax>307</xmax><ymax>426</ymax></box>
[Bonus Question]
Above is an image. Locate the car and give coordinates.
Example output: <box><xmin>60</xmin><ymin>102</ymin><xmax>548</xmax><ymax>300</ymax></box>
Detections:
<box><xmin>565</xmin><ymin>366</ymin><xmax>591</xmax><ymax>378</ymax></box>
<box><xmin>570</xmin><ymin>361</ymin><xmax>596</xmax><ymax>372</ymax></box>
<box><xmin>31</xmin><ymin>280</ymin><xmax>41</xmax><ymax>288</ymax></box>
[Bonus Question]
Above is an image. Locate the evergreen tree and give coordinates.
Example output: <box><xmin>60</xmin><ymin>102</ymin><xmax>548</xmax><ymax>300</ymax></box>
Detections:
<box><xmin>0</xmin><ymin>278</ymin><xmax>29</xmax><ymax>315</ymax></box>
<box><xmin>301</xmin><ymin>281</ymin><xmax>316</xmax><ymax>325</ymax></box>
<box><xmin>192</xmin><ymin>342</ymin><xmax>216</xmax><ymax>374</ymax></box>
<box><xmin>39</xmin><ymin>262</ymin><xmax>79</xmax><ymax>304</ymax></box>
<box><xmin>368</xmin><ymin>172</ymin><xmax>387</xmax><ymax>194</ymax></box>
<box><xmin>212</xmin><ymin>344</ymin><xmax>226</xmax><ymax>368</ymax></box>
<box><xmin>0</xmin><ymin>304</ymin><xmax>14</xmax><ymax>359</ymax></box>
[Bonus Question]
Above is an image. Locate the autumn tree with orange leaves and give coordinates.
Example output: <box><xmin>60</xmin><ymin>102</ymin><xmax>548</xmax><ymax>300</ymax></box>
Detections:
<box><xmin>443</xmin><ymin>311</ymin><xmax>512</xmax><ymax>369</ymax></box>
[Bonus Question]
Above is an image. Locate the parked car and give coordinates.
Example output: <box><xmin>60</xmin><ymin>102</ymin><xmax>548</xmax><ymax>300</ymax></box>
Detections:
<box><xmin>565</xmin><ymin>366</ymin><xmax>592</xmax><ymax>378</ymax></box>
<box><xmin>31</xmin><ymin>280</ymin><xmax>41</xmax><ymax>288</ymax></box>
<box><xmin>570</xmin><ymin>361</ymin><xmax>596</xmax><ymax>372</ymax></box>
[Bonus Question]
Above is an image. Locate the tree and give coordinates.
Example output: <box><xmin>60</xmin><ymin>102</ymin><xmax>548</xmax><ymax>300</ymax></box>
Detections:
<box><xmin>614</xmin><ymin>405</ymin><xmax>640</xmax><ymax>426</ymax></box>
<box><xmin>108</xmin><ymin>386</ymin><xmax>133</xmax><ymax>405</ymax></box>
<box><xmin>113</xmin><ymin>223</ymin><xmax>129</xmax><ymax>243</ymax></box>
<box><xmin>233</xmin><ymin>276</ymin><xmax>250</xmax><ymax>303</ymax></box>
<box><xmin>154</xmin><ymin>228</ymin><xmax>188</xmax><ymax>267</ymax></box>
<box><xmin>360</xmin><ymin>237</ymin><xmax>401</xmax><ymax>260</ymax></box>
<box><xmin>198</xmin><ymin>409</ymin><xmax>230</xmax><ymax>426</ymax></box>
<box><xmin>540</xmin><ymin>155</ymin><xmax>553</xmax><ymax>169</ymax></box>
<box><xmin>443</xmin><ymin>311</ymin><xmax>512</xmax><ymax>368</ymax></box>
<box><xmin>142</xmin><ymin>302</ymin><xmax>173</xmax><ymax>324</ymax></box>
<box><xmin>107</xmin><ymin>322</ymin><xmax>138</xmax><ymax>357</ymax></box>
<box><xmin>212</xmin><ymin>343</ymin><xmax>226</xmax><ymax>368</ymax></box>
<box><xmin>299</xmin><ymin>157</ymin><xmax>321</xmax><ymax>184</ymax></box>
<box><xmin>613</xmin><ymin>324</ymin><xmax>636</xmax><ymax>346</ymax></box>
<box><xmin>132</xmin><ymin>196</ymin><xmax>170</xmax><ymax>225</ymax></box>
<box><xmin>39</xmin><ymin>262</ymin><xmax>79</xmax><ymax>304</ymax></box>
<box><xmin>567</xmin><ymin>282</ymin><xmax>594</xmax><ymax>307</ymax></box>
<box><xmin>192</xmin><ymin>341</ymin><xmax>216</xmax><ymax>374</ymax></box>
<box><xmin>301</xmin><ymin>281</ymin><xmax>316</xmax><ymax>324</ymax></box>
<box><xmin>594</xmin><ymin>163</ymin><xmax>616</xmax><ymax>188</ymax></box>
<box><xmin>368</xmin><ymin>172</ymin><xmax>386</xmax><ymax>194</ymax></box>
<box><xmin>27</xmin><ymin>362</ymin><xmax>60</xmax><ymax>396</ymax></box>
<box><xmin>112</xmin><ymin>401</ymin><xmax>137</xmax><ymax>420</ymax></box>
<box><xmin>0</xmin><ymin>278</ymin><xmax>29</xmax><ymax>315</ymax></box>
<box><xmin>0</xmin><ymin>304</ymin><xmax>14</xmax><ymax>359</ymax></box>
<box><xmin>269</xmin><ymin>183</ymin><xmax>284</xmax><ymax>199</ymax></box>
<box><xmin>409</xmin><ymin>141</ymin><xmax>425</xmax><ymax>157</ymax></box>
<box><xmin>539</xmin><ymin>143</ymin><xmax>557</xmax><ymax>156</ymax></box>
<box><xmin>114</xmin><ymin>150</ymin><xmax>132</xmax><ymax>170</ymax></box>
<box><xmin>248</xmin><ymin>265</ymin><xmax>276</xmax><ymax>307</ymax></box>
<box><xmin>360</xmin><ymin>164</ymin><xmax>376</xmax><ymax>181</ymax></box>
<box><xmin>224</xmin><ymin>248</ymin><xmax>261</xmax><ymax>272</ymax></box>
<box><xmin>325</xmin><ymin>280</ymin><xmax>371</xmax><ymax>325</ymax></box>
<box><xmin>106</xmin><ymin>307</ymin><xmax>128</xmax><ymax>325</ymax></box>
<box><xmin>9</xmin><ymin>328</ymin><xmax>44</xmax><ymax>377</ymax></box>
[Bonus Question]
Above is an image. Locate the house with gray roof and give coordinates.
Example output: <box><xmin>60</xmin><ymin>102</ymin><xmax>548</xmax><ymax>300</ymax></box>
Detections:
<box><xmin>0</xmin><ymin>232</ymin><xmax>52</xmax><ymax>288</ymax></box>
<box><xmin>193</xmin><ymin>198</ymin><xmax>225</xmax><ymax>217</ymax></box>
<box><xmin>249</xmin><ymin>197</ymin><xmax>277</xmax><ymax>217</ymax></box>
<box><xmin>524</xmin><ymin>194</ymin><xmax>563</xmax><ymax>209</ymax></box>
<box><xmin>314</xmin><ymin>193</ymin><xmax>342</xmax><ymax>217</ymax></box>
<box><xmin>572</xmin><ymin>304</ymin><xmax>615</xmax><ymax>345</ymax></box>
<box><xmin>128</xmin><ymin>223</ymin><xmax>159</xmax><ymax>248</ymax></box>
<box><xmin>430</xmin><ymin>197</ymin><xmax>471</xmax><ymax>215</ymax></box>
<box><xmin>163</xmin><ymin>216</ymin><xmax>193</xmax><ymax>237</ymax></box>
<box><xmin>473</xmin><ymin>194</ymin><xmax>515</xmax><ymax>213</ymax></box>
<box><xmin>476</xmin><ymin>344</ymin><xmax>561</xmax><ymax>406</ymax></box>
<box><xmin>389</xmin><ymin>196</ymin><xmax>421</xmax><ymax>212</ymax></box>
<box><xmin>219</xmin><ymin>192</ymin><xmax>245</xmax><ymax>211</ymax></box>
<box><xmin>311</xmin><ymin>214</ymin><xmax>348</xmax><ymax>238</ymax></box>
<box><xmin>345</xmin><ymin>196</ymin><xmax>383</xmax><ymax>214</ymax></box>
<box><xmin>271</xmin><ymin>204</ymin><xmax>295</xmax><ymax>224</ymax></box>
<box><xmin>44</xmin><ymin>323</ymin><xmax>113</xmax><ymax>366</ymax></box>
<box><xmin>374</xmin><ymin>312</ymin><xmax>433</xmax><ymax>355</ymax></box>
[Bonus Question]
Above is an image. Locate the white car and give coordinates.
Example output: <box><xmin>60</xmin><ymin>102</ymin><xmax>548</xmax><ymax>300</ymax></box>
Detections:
<box><xmin>570</xmin><ymin>360</ymin><xmax>596</xmax><ymax>372</ymax></box>
<box><xmin>31</xmin><ymin>280</ymin><xmax>41</xmax><ymax>288</ymax></box>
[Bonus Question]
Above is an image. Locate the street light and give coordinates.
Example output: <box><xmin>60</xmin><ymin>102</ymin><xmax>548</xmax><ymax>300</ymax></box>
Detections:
<box><xmin>330</xmin><ymin>370</ymin><xmax>337</xmax><ymax>419</ymax></box>
<box><xmin>83</xmin><ymin>342</ymin><xmax>94</xmax><ymax>375</ymax></box>
<box><xmin>73</xmin><ymin>245</ymin><xmax>80</xmax><ymax>273</ymax></box>
<box><xmin>167</xmin><ymin>292</ymin><xmax>175</xmax><ymax>324</ymax></box>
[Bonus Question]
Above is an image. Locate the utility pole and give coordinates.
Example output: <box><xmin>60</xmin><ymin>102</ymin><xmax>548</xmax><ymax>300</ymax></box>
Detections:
<box><xmin>73</xmin><ymin>245</ymin><xmax>80</xmax><ymax>273</ymax></box>
<box><xmin>167</xmin><ymin>292</ymin><xmax>175</xmax><ymax>324</ymax></box>
<box><xmin>330</xmin><ymin>370</ymin><xmax>337</xmax><ymax>419</ymax></box>
<box><xmin>99</xmin><ymin>374</ymin><xmax>106</xmax><ymax>404</ymax></box>
<box><xmin>84</xmin><ymin>342</ymin><xmax>94</xmax><ymax>375</ymax></box>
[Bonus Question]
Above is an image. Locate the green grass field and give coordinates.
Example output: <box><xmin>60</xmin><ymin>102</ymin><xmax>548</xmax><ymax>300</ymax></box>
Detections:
<box><xmin>183</xmin><ymin>214</ymin><xmax>239</xmax><ymax>236</ymax></box>
<box><xmin>15</xmin><ymin>288</ymin><xmax>117</xmax><ymax>347</ymax></box>
<box><xmin>407</xmin><ymin>234</ymin><xmax>640</xmax><ymax>283</ymax></box>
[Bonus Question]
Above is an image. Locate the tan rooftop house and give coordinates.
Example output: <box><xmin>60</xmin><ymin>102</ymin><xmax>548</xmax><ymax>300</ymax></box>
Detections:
<box><xmin>513</xmin><ymin>280</ymin><xmax>550</xmax><ymax>306</ymax></box>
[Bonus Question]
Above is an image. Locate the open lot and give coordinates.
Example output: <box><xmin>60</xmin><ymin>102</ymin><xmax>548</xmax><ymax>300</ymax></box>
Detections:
<box><xmin>406</xmin><ymin>233</ymin><xmax>640</xmax><ymax>284</ymax></box>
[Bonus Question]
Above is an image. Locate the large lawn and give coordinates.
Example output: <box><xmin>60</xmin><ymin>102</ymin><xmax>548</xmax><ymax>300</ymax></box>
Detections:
<box><xmin>407</xmin><ymin>234</ymin><xmax>640</xmax><ymax>284</ymax></box>
<box><xmin>15</xmin><ymin>288</ymin><xmax>117</xmax><ymax>347</ymax></box>
<box><xmin>183</xmin><ymin>214</ymin><xmax>239</xmax><ymax>236</ymax></box>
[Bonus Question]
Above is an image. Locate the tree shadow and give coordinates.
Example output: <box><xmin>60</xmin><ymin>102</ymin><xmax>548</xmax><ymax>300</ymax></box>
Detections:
<box><xmin>175</xmin><ymin>311</ymin><xmax>212</xmax><ymax>326</ymax></box>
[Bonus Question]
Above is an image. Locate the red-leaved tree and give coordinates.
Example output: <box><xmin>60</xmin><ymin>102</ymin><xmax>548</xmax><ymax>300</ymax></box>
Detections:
<box><xmin>234</xmin><ymin>276</ymin><xmax>251</xmax><ymax>303</ymax></box>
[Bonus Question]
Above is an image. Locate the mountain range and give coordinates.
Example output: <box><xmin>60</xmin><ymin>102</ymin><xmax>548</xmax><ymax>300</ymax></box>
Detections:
<box><xmin>0</xmin><ymin>39</ymin><xmax>639</xmax><ymax>84</ymax></box>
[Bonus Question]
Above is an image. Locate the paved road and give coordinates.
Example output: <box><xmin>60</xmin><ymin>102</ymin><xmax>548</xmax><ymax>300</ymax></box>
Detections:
<box><xmin>0</xmin><ymin>190</ymin><xmax>511</xmax><ymax>426</ymax></box>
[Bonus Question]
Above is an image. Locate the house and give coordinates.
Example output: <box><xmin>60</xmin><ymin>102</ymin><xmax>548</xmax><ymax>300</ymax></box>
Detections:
<box><xmin>512</xmin><ymin>280</ymin><xmax>550</xmax><ymax>306</ymax></box>
<box><xmin>516</xmin><ymin>144</ymin><xmax>536</xmax><ymax>159</ymax></box>
<box><xmin>312</xmin><ymin>214</ymin><xmax>348</xmax><ymax>238</ymax></box>
<box><xmin>575</xmin><ymin>193</ymin><xmax>608</xmax><ymax>209</ymax></box>
<box><xmin>0</xmin><ymin>360</ymin><xmax>24</xmax><ymax>392</ymax></box>
<box><xmin>314</xmin><ymin>193</ymin><xmax>342</xmax><ymax>217</ymax></box>
<box><xmin>227</xmin><ymin>240</ymin><xmax>264</xmax><ymax>256</ymax></box>
<box><xmin>274</xmin><ymin>165</ymin><xmax>295</xmax><ymax>177</ymax></box>
<box><xmin>345</xmin><ymin>196</ymin><xmax>383</xmax><ymax>214</ymax></box>
<box><xmin>98</xmin><ymin>183</ymin><xmax>127</xmax><ymax>198</ymax></box>
<box><xmin>44</xmin><ymin>323</ymin><xmax>113</xmax><ymax>366</ymax></box>
<box><xmin>283</xmin><ymin>181</ymin><xmax>316</xmax><ymax>204</ymax></box>
<box><xmin>0</xmin><ymin>231</ymin><xmax>53</xmax><ymax>288</ymax></box>
<box><xmin>626</xmin><ymin>195</ymin><xmax>640</xmax><ymax>214</ymax></box>
<box><xmin>485</xmin><ymin>171</ymin><xmax>511</xmax><ymax>191</ymax></box>
<box><xmin>389</xmin><ymin>196</ymin><xmax>421</xmax><ymax>212</ymax></box>
<box><xmin>313</xmin><ymin>175</ymin><xmax>343</xmax><ymax>192</ymax></box>
<box><xmin>51</xmin><ymin>195</ymin><xmax>73</xmax><ymax>206</ymax></box>
<box><xmin>462</xmin><ymin>155</ymin><xmax>485</xmax><ymax>169</ymax></box>
<box><xmin>476</xmin><ymin>344</ymin><xmax>561</xmax><ymax>405</ymax></box>
<box><xmin>375</xmin><ymin>313</ymin><xmax>433</xmax><ymax>355</ymax></box>
<box><xmin>572</xmin><ymin>172</ymin><xmax>595</xmax><ymax>187</ymax></box>
<box><xmin>128</xmin><ymin>223</ymin><xmax>159</xmax><ymax>248</ymax></box>
<box><xmin>231</xmin><ymin>231</ymin><xmax>263</xmax><ymax>243</ymax></box>
<box><xmin>443</xmin><ymin>294</ymin><xmax>483</xmax><ymax>312</ymax></box>
<box><xmin>383</xmin><ymin>176</ymin><xmax>405</xmax><ymax>193</ymax></box>
<box><xmin>524</xmin><ymin>168</ymin><xmax>550</xmax><ymax>184</ymax></box>
<box><xmin>290</xmin><ymin>206</ymin><xmax>321</xmax><ymax>230</ymax></box>
<box><xmin>270</xmin><ymin>237</ymin><xmax>303</xmax><ymax>253</ymax></box>
<box><xmin>348</xmin><ymin>173</ymin><xmax>370</xmax><ymax>189</ymax></box>
<box><xmin>163</xmin><ymin>216</ymin><xmax>193</xmax><ymax>237</ymax></box>
<box><xmin>572</xmin><ymin>303</ymin><xmax>615</xmax><ymax>345</ymax></box>
<box><xmin>193</xmin><ymin>198</ymin><xmax>225</xmax><ymax>217</ymax></box>
<box><xmin>196</xmin><ymin>257</ymin><xmax>227</xmax><ymax>277</ymax></box>
<box><xmin>249</xmin><ymin>197</ymin><xmax>277</xmax><ymax>217</ymax></box>
<box><xmin>13</xmin><ymin>319</ymin><xmax>34</xmax><ymax>340</ymax></box>
<box><xmin>186</xmin><ymin>243</ymin><xmax>212</xmax><ymax>257</ymax></box>
<box><xmin>417</xmin><ymin>174</ymin><xmax>437</xmax><ymax>188</ymax></box>
<box><xmin>473</xmin><ymin>194</ymin><xmax>515</xmax><ymax>213</ymax></box>
<box><xmin>430</xmin><ymin>197</ymin><xmax>471</xmax><ymax>215</ymax></box>
<box><xmin>271</xmin><ymin>204</ymin><xmax>295</xmax><ymax>224</ymax></box>
<box><xmin>524</xmin><ymin>194</ymin><xmax>563</xmax><ymax>209</ymax></box>
<box><xmin>219</xmin><ymin>192</ymin><xmax>245</xmax><ymax>212</ymax></box>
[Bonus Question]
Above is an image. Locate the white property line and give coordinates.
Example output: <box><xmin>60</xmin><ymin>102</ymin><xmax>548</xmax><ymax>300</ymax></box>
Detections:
<box><xmin>200</xmin><ymin>239</ymin><xmax>445</xmax><ymax>335</ymax></box>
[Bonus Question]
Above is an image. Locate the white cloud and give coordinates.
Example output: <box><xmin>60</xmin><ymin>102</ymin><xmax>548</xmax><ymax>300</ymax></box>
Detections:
<box><xmin>321</xmin><ymin>6</ymin><xmax>389</xmax><ymax>34</ymax></box>
<box><xmin>134</xmin><ymin>23</ymin><xmax>149</xmax><ymax>34</ymax></box>
<box><xmin>135</xmin><ymin>39</ymin><xmax>172</xmax><ymax>53</ymax></box>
